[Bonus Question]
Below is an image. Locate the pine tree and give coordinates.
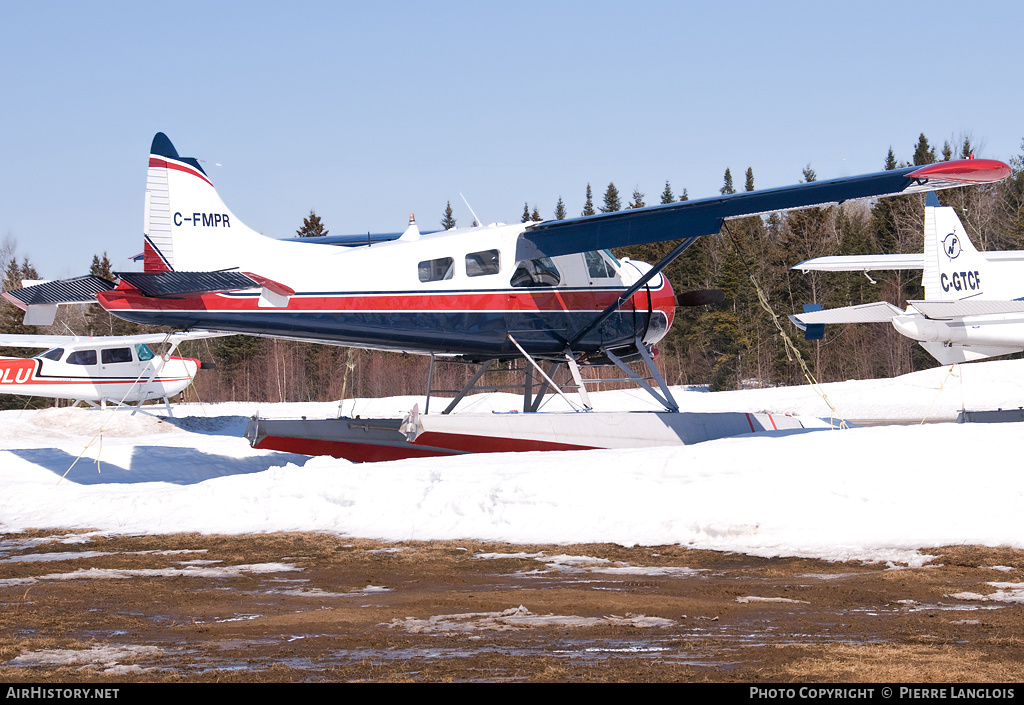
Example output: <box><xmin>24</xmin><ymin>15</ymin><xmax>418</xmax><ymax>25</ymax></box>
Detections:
<box><xmin>720</xmin><ymin>169</ymin><xmax>735</xmax><ymax>195</ymax></box>
<box><xmin>441</xmin><ymin>201</ymin><xmax>456</xmax><ymax>230</ymax></box>
<box><xmin>912</xmin><ymin>133</ymin><xmax>935</xmax><ymax>166</ymax></box>
<box><xmin>942</xmin><ymin>141</ymin><xmax>953</xmax><ymax>161</ymax></box>
<box><xmin>0</xmin><ymin>256</ymin><xmax>39</xmax><ymax>336</ymax></box>
<box><xmin>744</xmin><ymin>167</ymin><xmax>755</xmax><ymax>192</ymax></box>
<box><xmin>521</xmin><ymin>202</ymin><xmax>531</xmax><ymax>223</ymax></box>
<box><xmin>296</xmin><ymin>210</ymin><xmax>328</xmax><ymax>238</ymax></box>
<box><xmin>90</xmin><ymin>252</ymin><xmax>114</xmax><ymax>279</ymax></box>
<box><xmin>530</xmin><ymin>206</ymin><xmax>542</xmax><ymax>222</ymax></box>
<box><xmin>0</xmin><ymin>254</ymin><xmax>45</xmax><ymax>409</ymax></box>
<box><xmin>627</xmin><ymin>188</ymin><xmax>645</xmax><ymax>210</ymax></box>
<box><xmin>679</xmin><ymin>188</ymin><xmax>688</xmax><ymax>202</ymax></box>
<box><xmin>884</xmin><ymin>147</ymin><xmax>897</xmax><ymax>171</ymax></box>
<box><xmin>582</xmin><ymin>184</ymin><xmax>596</xmax><ymax>216</ymax></box>
<box><xmin>660</xmin><ymin>181</ymin><xmax>674</xmax><ymax>205</ymax></box>
<box><xmin>802</xmin><ymin>164</ymin><xmax>816</xmax><ymax>183</ymax></box>
<box><xmin>86</xmin><ymin>251</ymin><xmax>137</xmax><ymax>336</ymax></box>
<box><xmin>554</xmin><ymin>196</ymin><xmax>567</xmax><ymax>220</ymax></box>
<box><xmin>960</xmin><ymin>136</ymin><xmax>974</xmax><ymax>160</ymax></box>
<box><xmin>600</xmin><ymin>182</ymin><xmax>621</xmax><ymax>212</ymax></box>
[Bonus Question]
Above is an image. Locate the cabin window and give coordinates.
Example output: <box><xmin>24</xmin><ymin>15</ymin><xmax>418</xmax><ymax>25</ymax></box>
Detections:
<box><xmin>101</xmin><ymin>347</ymin><xmax>134</xmax><ymax>364</ymax></box>
<box><xmin>135</xmin><ymin>344</ymin><xmax>155</xmax><ymax>361</ymax></box>
<box><xmin>466</xmin><ymin>249</ymin><xmax>500</xmax><ymax>277</ymax></box>
<box><xmin>66</xmin><ymin>350</ymin><xmax>97</xmax><ymax>365</ymax></box>
<box><xmin>511</xmin><ymin>258</ymin><xmax>561</xmax><ymax>288</ymax></box>
<box><xmin>39</xmin><ymin>348</ymin><xmax>64</xmax><ymax>361</ymax></box>
<box><xmin>418</xmin><ymin>257</ymin><xmax>454</xmax><ymax>282</ymax></box>
<box><xmin>584</xmin><ymin>250</ymin><xmax>616</xmax><ymax>279</ymax></box>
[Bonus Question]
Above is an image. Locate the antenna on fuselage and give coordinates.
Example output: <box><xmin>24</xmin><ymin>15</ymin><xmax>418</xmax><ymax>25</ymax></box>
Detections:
<box><xmin>460</xmin><ymin>193</ymin><xmax>482</xmax><ymax>228</ymax></box>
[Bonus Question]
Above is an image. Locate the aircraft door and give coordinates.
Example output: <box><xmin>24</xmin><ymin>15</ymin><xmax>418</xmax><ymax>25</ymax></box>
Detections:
<box><xmin>100</xmin><ymin>347</ymin><xmax>137</xmax><ymax>375</ymax></box>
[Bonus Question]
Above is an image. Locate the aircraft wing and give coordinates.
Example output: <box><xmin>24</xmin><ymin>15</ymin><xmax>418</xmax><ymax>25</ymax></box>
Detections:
<box><xmin>794</xmin><ymin>251</ymin><xmax>1024</xmax><ymax>272</ymax></box>
<box><xmin>792</xmin><ymin>253</ymin><xmax>926</xmax><ymax>272</ymax></box>
<box><xmin>908</xmin><ymin>299</ymin><xmax>1024</xmax><ymax>319</ymax></box>
<box><xmin>0</xmin><ymin>331</ymin><xmax>233</xmax><ymax>349</ymax></box>
<box><xmin>516</xmin><ymin>160</ymin><xmax>1009</xmax><ymax>261</ymax></box>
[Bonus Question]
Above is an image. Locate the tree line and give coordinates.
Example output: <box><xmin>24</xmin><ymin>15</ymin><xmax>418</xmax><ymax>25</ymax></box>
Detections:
<box><xmin>3</xmin><ymin>133</ymin><xmax>1024</xmax><ymax>408</ymax></box>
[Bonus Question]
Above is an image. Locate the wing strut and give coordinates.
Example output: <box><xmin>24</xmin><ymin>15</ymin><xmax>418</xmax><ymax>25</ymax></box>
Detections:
<box><xmin>605</xmin><ymin>338</ymin><xmax>679</xmax><ymax>412</ymax></box>
<box><xmin>567</xmin><ymin>236</ymin><xmax>700</xmax><ymax>349</ymax></box>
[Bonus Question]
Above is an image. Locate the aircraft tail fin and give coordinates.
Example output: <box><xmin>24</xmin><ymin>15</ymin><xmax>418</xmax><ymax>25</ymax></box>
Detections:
<box><xmin>922</xmin><ymin>193</ymin><xmax>988</xmax><ymax>301</ymax></box>
<box><xmin>144</xmin><ymin>133</ymin><xmax>270</xmax><ymax>273</ymax></box>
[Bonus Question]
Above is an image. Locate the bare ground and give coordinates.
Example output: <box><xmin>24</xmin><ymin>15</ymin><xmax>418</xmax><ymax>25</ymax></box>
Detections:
<box><xmin>1</xmin><ymin>531</ymin><xmax>1022</xmax><ymax>682</ymax></box>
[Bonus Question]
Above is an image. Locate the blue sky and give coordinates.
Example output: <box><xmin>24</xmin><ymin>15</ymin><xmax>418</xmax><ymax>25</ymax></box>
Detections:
<box><xmin>2</xmin><ymin>0</ymin><xmax>1023</xmax><ymax>278</ymax></box>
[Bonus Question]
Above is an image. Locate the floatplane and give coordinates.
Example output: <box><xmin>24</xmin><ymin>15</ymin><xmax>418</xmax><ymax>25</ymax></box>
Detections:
<box><xmin>0</xmin><ymin>331</ymin><xmax>223</xmax><ymax>413</ymax></box>
<box><xmin>6</xmin><ymin>134</ymin><xmax>1010</xmax><ymax>459</ymax></box>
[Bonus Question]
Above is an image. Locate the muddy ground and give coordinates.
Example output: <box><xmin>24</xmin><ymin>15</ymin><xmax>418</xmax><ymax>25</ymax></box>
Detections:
<box><xmin>1</xmin><ymin>531</ymin><xmax>1022</xmax><ymax>683</ymax></box>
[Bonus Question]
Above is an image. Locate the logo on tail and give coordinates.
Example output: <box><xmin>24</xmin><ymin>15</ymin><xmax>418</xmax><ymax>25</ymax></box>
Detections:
<box><xmin>943</xmin><ymin>233</ymin><xmax>961</xmax><ymax>260</ymax></box>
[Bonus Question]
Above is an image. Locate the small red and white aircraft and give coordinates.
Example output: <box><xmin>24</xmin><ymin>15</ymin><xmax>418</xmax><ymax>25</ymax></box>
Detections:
<box><xmin>790</xmin><ymin>192</ymin><xmax>1024</xmax><ymax>365</ymax></box>
<box><xmin>0</xmin><ymin>331</ymin><xmax>220</xmax><ymax>412</ymax></box>
<box><xmin>5</xmin><ymin>134</ymin><xmax>1010</xmax><ymax>412</ymax></box>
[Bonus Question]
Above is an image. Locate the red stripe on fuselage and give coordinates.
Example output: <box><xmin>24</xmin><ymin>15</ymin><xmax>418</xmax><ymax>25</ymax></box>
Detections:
<box><xmin>99</xmin><ymin>280</ymin><xmax>674</xmax><ymax>316</ymax></box>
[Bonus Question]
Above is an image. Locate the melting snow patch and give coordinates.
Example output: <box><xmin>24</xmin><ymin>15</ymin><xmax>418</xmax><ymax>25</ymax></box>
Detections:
<box><xmin>9</xmin><ymin>645</ymin><xmax>163</xmax><ymax>672</ymax></box>
<box><xmin>736</xmin><ymin>596</ymin><xmax>811</xmax><ymax>604</ymax></box>
<box><xmin>476</xmin><ymin>551</ymin><xmax>703</xmax><ymax>577</ymax></box>
<box><xmin>949</xmin><ymin>582</ymin><xmax>1024</xmax><ymax>604</ymax></box>
<box><xmin>0</xmin><ymin>562</ymin><xmax>300</xmax><ymax>588</ymax></box>
<box><xmin>386</xmin><ymin>605</ymin><xmax>674</xmax><ymax>633</ymax></box>
<box><xmin>274</xmin><ymin>585</ymin><xmax>392</xmax><ymax>598</ymax></box>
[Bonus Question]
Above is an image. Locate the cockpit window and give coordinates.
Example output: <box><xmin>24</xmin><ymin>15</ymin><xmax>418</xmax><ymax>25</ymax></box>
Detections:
<box><xmin>585</xmin><ymin>250</ymin><xmax>616</xmax><ymax>279</ymax></box>
<box><xmin>135</xmin><ymin>344</ymin><xmax>155</xmax><ymax>361</ymax></box>
<box><xmin>419</xmin><ymin>257</ymin><xmax>454</xmax><ymax>282</ymax></box>
<box><xmin>101</xmin><ymin>347</ymin><xmax>134</xmax><ymax>364</ymax></box>
<box><xmin>511</xmin><ymin>258</ymin><xmax>561</xmax><ymax>288</ymax></box>
<box><xmin>66</xmin><ymin>350</ymin><xmax>97</xmax><ymax>365</ymax></box>
<box><xmin>39</xmin><ymin>348</ymin><xmax>64</xmax><ymax>361</ymax></box>
<box><xmin>466</xmin><ymin>249</ymin><xmax>500</xmax><ymax>277</ymax></box>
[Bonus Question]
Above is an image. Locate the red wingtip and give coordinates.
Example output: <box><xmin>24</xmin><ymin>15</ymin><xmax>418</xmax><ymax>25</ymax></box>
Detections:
<box><xmin>907</xmin><ymin>158</ymin><xmax>1011</xmax><ymax>185</ymax></box>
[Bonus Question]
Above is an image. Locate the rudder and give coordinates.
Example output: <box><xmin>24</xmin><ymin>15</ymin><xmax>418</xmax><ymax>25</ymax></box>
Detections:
<box><xmin>144</xmin><ymin>133</ymin><xmax>267</xmax><ymax>273</ymax></box>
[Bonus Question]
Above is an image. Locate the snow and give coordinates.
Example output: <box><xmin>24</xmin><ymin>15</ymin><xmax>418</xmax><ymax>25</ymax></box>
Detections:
<box><xmin>3</xmin><ymin>359</ymin><xmax>1024</xmax><ymax>565</ymax></box>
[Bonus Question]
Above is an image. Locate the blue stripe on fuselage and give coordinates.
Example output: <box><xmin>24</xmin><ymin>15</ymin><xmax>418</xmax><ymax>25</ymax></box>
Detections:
<box><xmin>109</xmin><ymin>309</ymin><xmax>663</xmax><ymax>357</ymax></box>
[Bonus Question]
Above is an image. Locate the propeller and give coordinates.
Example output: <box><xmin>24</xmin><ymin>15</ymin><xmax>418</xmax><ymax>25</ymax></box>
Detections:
<box><xmin>675</xmin><ymin>289</ymin><xmax>725</xmax><ymax>307</ymax></box>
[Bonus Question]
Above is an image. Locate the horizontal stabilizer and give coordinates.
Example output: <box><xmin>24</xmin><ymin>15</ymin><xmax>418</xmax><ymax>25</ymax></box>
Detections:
<box><xmin>909</xmin><ymin>299</ymin><xmax>1024</xmax><ymax>319</ymax></box>
<box><xmin>2</xmin><ymin>275</ymin><xmax>117</xmax><ymax>309</ymax></box>
<box><xmin>790</xmin><ymin>301</ymin><xmax>905</xmax><ymax>326</ymax></box>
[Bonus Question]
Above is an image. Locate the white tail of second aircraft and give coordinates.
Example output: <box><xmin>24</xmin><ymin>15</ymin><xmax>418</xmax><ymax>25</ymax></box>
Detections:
<box><xmin>790</xmin><ymin>192</ymin><xmax>1024</xmax><ymax>364</ymax></box>
<box><xmin>922</xmin><ymin>194</ymin><xmax>991</xmax><ymax>302</ymax></box>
